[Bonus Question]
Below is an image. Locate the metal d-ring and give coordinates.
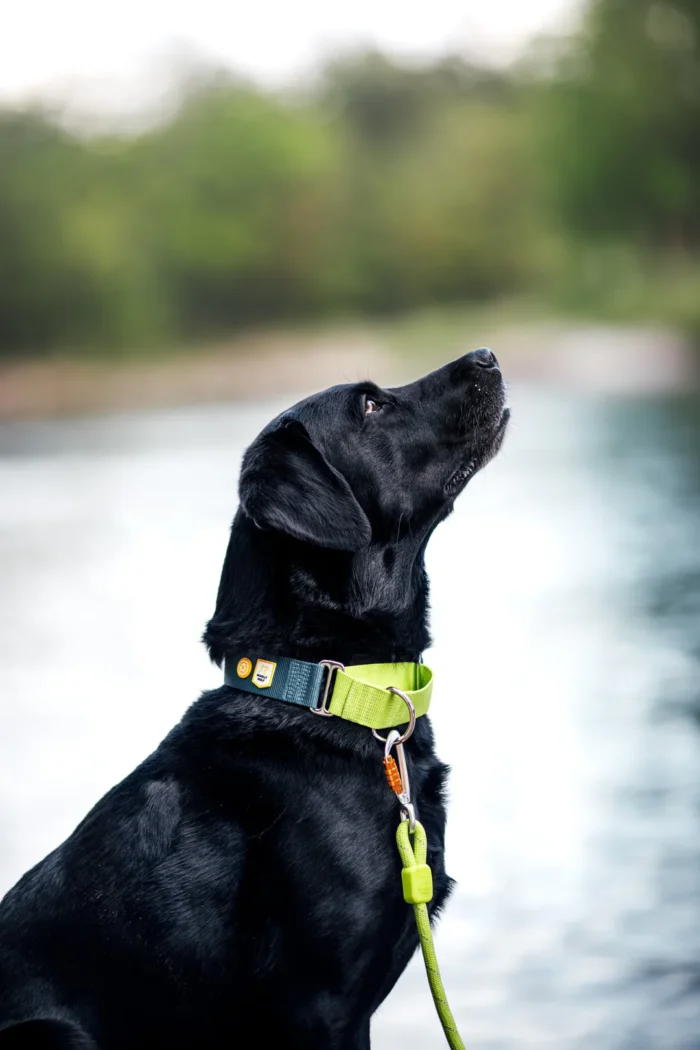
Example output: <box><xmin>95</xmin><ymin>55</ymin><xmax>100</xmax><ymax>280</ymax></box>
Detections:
<box><xmin>371</xmin><ymin>686</ymin><xmax>416</xmax><ymax>745</ymax></box>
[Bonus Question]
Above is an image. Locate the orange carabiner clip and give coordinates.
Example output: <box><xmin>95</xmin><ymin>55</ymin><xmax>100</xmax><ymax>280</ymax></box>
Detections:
<box><xmin>384</xmin><ymin>754</ymin><xmax>403</xmax><ymax>795</ymax></box>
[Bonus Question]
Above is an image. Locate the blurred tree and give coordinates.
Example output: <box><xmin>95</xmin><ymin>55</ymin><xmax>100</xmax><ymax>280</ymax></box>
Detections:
<box><xmin>0</xmin><ymin>114</ymin><xmax>94</xmax><ymax>353</ymax></box>
<box><xmin>544</xmin><ymin>0</ymin><xmax>700</xmax><ymax>248</ymax></box>
<box><xmin>0</xmin><ymin>113</ymin><xmax>172</xmax><ymax>354</ymax></box>
<box><xmin>319</xmin><ymin>52</ymin><xmax>514</xmax><ymax>145</ymax></box>
<box><xmin>319</xmin><ymin>55</ymin><xmax>532</xmax><ymax>309</ymax></box>
<box><xmin>133</xmin><ymin>83</ymin><xmax>341</xmax><ymax>334</ymax></box>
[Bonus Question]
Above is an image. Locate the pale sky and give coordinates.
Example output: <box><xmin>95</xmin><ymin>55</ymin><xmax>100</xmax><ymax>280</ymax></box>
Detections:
<box><xmin>2</xmin><ymin>1</ymin><xmax>578</xmax><ymax>119</ymax></box>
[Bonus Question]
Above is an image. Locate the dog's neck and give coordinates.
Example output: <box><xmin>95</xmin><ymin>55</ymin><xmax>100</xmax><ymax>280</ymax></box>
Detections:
<box><xmin>204</xmin><ymin>512</ymin><xmax>432</xmax><ymax>668</ymax></box>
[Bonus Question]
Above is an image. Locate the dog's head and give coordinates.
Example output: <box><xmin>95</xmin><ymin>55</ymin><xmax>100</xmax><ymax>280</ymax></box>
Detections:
<box><xmin>239</xmin><ymin>349</ymin><xmax>509</xmax><ymax>553</ymax></box>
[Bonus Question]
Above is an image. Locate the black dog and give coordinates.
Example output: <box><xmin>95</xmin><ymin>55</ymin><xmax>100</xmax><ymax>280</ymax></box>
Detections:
<box><xmin>0</xmin><ymin>350</ymin><xmax>508</xmax><ymax>1049</ymax></box>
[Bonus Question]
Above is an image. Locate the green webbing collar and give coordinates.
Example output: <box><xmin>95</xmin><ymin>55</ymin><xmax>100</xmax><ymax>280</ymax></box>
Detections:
<box><xmin>223</xmin><ymin>654</ymin><xmax>432</xmax><ymax>730</ymax></box>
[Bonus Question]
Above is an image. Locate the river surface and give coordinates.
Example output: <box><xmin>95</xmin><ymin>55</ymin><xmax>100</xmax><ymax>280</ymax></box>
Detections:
<box><xmin>1</xmin><ymin>385</ymin><xmax>699</xmax><ymax>1049</ymax></box>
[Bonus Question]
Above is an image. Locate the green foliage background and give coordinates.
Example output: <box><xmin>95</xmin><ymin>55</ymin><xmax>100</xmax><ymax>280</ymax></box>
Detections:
<box><xmin>2</xmin><ymin>0</ymin><xmax>700</xmax><ymax>357</ymax></box>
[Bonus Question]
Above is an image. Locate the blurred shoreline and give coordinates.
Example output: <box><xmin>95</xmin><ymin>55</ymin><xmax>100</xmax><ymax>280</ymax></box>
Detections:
<box><xmin>0</xmin><ymin>317</ymin><xmax>696</xmax><ymax>421</ymax></box>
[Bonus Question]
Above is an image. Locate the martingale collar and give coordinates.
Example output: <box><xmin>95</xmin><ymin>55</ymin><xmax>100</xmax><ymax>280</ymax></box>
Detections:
<box><xmin>223</xmin><ymin>654</ymin><xmax>433</xmax><ymax>730</ymax></box>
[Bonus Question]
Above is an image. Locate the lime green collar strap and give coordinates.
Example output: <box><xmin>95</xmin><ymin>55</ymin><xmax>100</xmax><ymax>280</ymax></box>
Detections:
<box><xmin>328</xmin><ymin>662</ymin><xmax>432</xmax><ymax>727</ymax></box>
<box><xmin>223</xmin><ymin>654</ymin><xmax>432</xmax><ymax>731</ymax></box>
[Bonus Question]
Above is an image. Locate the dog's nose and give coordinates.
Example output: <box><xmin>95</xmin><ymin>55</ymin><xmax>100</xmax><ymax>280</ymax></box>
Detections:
<box><xmin>469</xmin><ymin>347</ymin><xmax>499</xmax><ymax>370</ymax></box>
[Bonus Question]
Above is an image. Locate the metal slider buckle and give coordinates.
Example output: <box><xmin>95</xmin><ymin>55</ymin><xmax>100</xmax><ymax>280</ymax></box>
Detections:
<box><xmin>310</xmin><ymin>660</ymin><xmax>345</xmax><ymax>717</ymax></box>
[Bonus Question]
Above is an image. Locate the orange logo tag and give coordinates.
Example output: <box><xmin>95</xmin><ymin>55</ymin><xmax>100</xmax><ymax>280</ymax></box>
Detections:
<box><xmin>236</xmin><ymin>657</ymin><xmax>252</xmax><ymax>679</ymax></box>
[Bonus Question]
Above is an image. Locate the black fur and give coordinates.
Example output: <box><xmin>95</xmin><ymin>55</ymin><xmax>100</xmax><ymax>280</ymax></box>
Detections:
<box><xmin>0</xmin><ymin>351</ymin><xmax>508</xmax><ymax>1049</ymax></box>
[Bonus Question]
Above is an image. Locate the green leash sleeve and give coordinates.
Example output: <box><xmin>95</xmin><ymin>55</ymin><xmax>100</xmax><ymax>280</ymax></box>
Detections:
<box><xmin>396</xmin><ymin>820</ymin><xmax>466</xmax><ymax>1050</ymax></box>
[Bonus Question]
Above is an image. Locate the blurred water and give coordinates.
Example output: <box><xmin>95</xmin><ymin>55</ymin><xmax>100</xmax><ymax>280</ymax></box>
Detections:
<box><xmin>1</xmin><ymin>386</ymin><xmax>700</xmax><ymax>1050</ymax></box>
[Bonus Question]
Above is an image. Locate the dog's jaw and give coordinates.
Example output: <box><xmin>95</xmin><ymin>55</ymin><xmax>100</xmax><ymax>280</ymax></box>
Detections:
<box><xmin>444</xmin><ymin>406</ymin><xmax>510</xmax><ymax>497</ymax></box>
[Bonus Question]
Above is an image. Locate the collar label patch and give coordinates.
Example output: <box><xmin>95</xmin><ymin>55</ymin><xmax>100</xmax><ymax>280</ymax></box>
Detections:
<box><xmin>253</xmin><ymin>659</ymin><xmax>277</xmax><ymax>689</ymax></box>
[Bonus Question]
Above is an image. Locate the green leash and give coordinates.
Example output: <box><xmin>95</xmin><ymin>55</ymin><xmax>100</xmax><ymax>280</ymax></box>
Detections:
<box><xmin>381</xmin><ymin>725</ymin><xmax>466</xmax><ymax>1049</ymax></box>
<box><xmin>395</xmin><ymin>820</ymin><xmax>465</xmax><ymax>1050</ymax></box>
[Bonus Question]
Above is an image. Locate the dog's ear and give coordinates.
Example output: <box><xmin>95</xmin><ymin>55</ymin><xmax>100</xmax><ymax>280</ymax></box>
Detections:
<box><xmin>239</xmin><ymin>419</ymin><xmax>372</xmax><ymax>552</ymax></box>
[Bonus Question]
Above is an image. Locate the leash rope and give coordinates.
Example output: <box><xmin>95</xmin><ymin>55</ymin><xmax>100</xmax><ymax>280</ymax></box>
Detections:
<box><xmin>395</xmin><ymin>820</ymin><xmax>465</xmax><ymax>1050</ymax></box>
<box><xmin>379</xmin><ymin>710</ymin><xmax>466</xmax><ymax>1050</ymax></box>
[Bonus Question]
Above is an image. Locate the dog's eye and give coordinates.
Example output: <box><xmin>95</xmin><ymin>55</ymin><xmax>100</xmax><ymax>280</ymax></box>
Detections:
<box><xmin>364</xmin><ymin>398</ymin><xmax>379</xmax><ymax>415</ymax></box>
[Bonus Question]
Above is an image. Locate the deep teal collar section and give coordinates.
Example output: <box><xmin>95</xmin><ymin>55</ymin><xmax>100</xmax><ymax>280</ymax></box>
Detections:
<box><xmin>224</xmin><ymin>654</ymin><xmax>327</xmax><ymax>710</ymax></box>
